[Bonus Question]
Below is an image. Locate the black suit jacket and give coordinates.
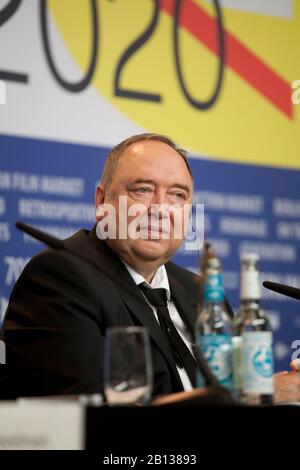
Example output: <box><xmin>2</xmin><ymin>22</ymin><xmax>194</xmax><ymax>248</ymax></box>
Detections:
<box><xmin>1</xmin><ymin>227</ymin><xmax>207</xmax><ymax>398</ymax></box>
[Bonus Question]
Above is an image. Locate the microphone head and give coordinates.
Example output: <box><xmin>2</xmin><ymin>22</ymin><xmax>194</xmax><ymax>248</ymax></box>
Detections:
<box><xmin>16</xmin><ymin>222</ymin><xmax>64</xmax><ymax>250</ymax></box>
<box><xmin>263</xmin><ymin>280</ymin><xmax>300</xmax><ymax>301</ymax></box>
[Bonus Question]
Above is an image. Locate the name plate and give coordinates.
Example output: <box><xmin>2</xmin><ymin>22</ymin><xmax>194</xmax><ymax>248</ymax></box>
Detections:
<box><xmin>0</xmin><ymin>400</ymin><xmax>84</xmax><ymax>450</ymax></box>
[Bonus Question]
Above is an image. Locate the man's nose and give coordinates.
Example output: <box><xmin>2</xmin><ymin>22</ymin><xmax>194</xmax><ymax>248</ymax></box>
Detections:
<box><xmin>150</xmin><ymin>190</ymin><xmax>168</xmax><ymax>206</ymax></box>
<box><xmin>148</xmin><ymin>193</ymin><xmax>170</xmax><ymax>219</ymax></box>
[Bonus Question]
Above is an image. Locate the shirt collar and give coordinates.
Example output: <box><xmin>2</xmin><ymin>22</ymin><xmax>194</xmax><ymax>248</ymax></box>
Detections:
<box><xmin>121</xmin><ymin>259</ymin><xmax>171</xmax><ymax>301</ymax></box>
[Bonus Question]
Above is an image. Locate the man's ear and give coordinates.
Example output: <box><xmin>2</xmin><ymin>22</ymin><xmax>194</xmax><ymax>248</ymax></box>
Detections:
<box><xmin>95</xmin><ymin>185</ymin><xmax>105</xmax><ymax>207</ymax></box>
<box><xmin>95</xmin><ymin>185</ymin><xmax>106</xmax><ymax>222</ymax></box>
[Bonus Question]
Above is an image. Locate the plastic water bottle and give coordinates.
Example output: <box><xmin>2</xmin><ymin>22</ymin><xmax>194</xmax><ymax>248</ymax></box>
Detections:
<box><xmin>234</xmin><ymin>253</ymin><xmax>274</xmax><ymax>405</ymax></box>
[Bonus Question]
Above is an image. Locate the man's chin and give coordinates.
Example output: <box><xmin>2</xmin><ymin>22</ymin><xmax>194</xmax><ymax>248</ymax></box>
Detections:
<box><xmin>132</xmin><ymin>239</ymin><xmax>173</xmax><ymax>261</ymax></box>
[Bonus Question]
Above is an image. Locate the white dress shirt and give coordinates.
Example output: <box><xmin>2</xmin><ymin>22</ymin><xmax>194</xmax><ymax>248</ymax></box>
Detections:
<box><xmin>121</xmin><ymin>260</ymin><xmax>194</xmax><ymax>391</ymax></box>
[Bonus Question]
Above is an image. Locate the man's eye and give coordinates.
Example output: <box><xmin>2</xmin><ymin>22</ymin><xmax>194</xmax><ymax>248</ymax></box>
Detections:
<box><xmin>173</xmin><ymin>192</ymin><xmax>185</xmax><ymax>199</ymax></box>
<box><xmin>134</xmin><ymin>187</ymin><xmax>151</xmax><ymax>193</ymax></box>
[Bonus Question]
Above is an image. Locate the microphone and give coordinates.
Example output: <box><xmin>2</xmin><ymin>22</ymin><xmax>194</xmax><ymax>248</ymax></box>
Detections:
<box><xmin>15</xmin><ymin>221</ymin><xmax>233</xmax><ymax>399</ymax></box>
<box><xmin>16</xmin><ymin>222</ymin><xmax>64</xmax><ymax>250</ymax></box>
<box><xmin>263</xmin><ymin>281</ymin><xmax>300</xmax><ymax>301</ymax></box>
<box><xmin>17</xmin><ymin>221</ymin><xmax>136</xmax><ymax>282</ymax></box>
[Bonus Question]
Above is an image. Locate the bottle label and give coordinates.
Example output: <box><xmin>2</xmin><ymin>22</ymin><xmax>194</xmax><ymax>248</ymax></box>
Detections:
<box><xmin>204</xmin><ymin>274</ymin><xmax>225</xmax><ymax>302</ymax></box>
<box><xmin>240</xmin><ymin>270</ymin><xmax>261</xmax><ymax>300</ymax></box>
<box><xmin>197</xmin><ymin>334</ymin><xmax>233</xmax><ymax>390</ymax></box>
<box><xmin>232</xmin><ymin>336</ymin><xmax>243</xmax><ymax>390</ymax></box>
<box><xmin>242</xmin><ymin>332</ymin><xmax>274</xmax><ymax>394</ymax></box>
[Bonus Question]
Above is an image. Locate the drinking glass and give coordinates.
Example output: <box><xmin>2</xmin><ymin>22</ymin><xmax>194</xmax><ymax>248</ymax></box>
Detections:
<box><xmin>103</xmin><ymin>326</ymin><xmax>153</xmax><ymax>405</ymax></box>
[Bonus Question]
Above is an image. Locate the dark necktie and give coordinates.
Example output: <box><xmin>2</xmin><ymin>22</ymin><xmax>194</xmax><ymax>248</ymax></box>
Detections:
<box><xmin>139</xmin><ymin>282</ymin><xmax>196</xmax><ymax>386</ymax></box>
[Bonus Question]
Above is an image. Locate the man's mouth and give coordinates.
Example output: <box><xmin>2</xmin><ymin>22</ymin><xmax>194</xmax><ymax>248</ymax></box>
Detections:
<box><xmin>139</xmin><ymin>225</ymin><xmax>170</xmax><ymax>239</ymax></box>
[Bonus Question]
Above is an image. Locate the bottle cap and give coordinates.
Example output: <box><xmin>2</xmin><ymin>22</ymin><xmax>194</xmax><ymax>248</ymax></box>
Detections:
<box><xmin>240</xmin><ymin>253</ymin><xmax>259</xmax><ymax>264</ymax></box>
<box><xmin>207</xmin><ymin>257</ymin><xmax>221</xmax><ymax>270</ymax></box>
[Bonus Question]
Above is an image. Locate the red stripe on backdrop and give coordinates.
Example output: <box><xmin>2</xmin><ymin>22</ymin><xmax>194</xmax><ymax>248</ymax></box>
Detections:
<box><xmin>161</xmin><ymin>0</ymin><xmax>293</xmax><ymax>119</ymax></box>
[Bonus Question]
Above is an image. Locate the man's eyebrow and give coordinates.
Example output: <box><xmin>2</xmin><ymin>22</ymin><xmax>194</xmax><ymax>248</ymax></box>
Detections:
<box><xmin>129</xmin><ymin>179</ymin><xmax>156</xmax><ymax>185</ymax></box>
<box><xmin>171</xmin><ymin>183</ymin><xmax>191</xmax><ymax>195</ymax></box>
<box><xmin>129</xmin><ymin>179</ymin><xmax>191</xmax><ymax>195</ymax></box>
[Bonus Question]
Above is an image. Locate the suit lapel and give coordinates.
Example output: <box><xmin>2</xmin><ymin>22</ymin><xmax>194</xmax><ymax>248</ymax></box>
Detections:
<box><xmin>167</xmin><ymin>269</ymin><xmax>198</xmax><ymax>340</ymax></box>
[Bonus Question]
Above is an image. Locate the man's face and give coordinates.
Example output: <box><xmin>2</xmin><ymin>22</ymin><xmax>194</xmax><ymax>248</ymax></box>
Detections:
<box><xmin>96</xmin><ymin>140</ymin><xmax>193</xmax><ymax>267</ymax></box>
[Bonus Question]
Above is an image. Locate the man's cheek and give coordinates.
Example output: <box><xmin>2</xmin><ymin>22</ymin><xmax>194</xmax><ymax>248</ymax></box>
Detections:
<box><xmin>170</xmin><ymin>208</ymin><xmax>186</xmax><ymax>240</ymax></box>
